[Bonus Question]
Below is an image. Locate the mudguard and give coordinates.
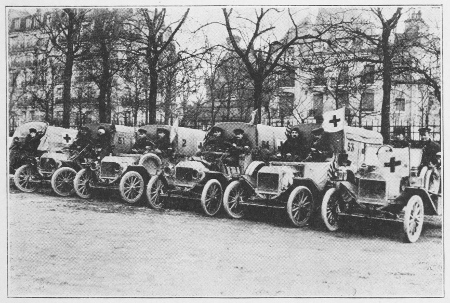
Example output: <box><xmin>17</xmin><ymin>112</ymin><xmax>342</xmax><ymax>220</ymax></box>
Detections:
<box><xmin>139</xmin><ymin>153</ymin><xmax>162</xmax><ymax>174</ymax></box>
<box><xmin>203</xmin><ymin>171</ymin><xmax>230</xmax><ymax>187</ymax></box>
<box><xmin>292</xmin><ymin>178</ymin><xmax>322</xmax><ymax>204</ymax></box>
<box><xmin>125</xmin><ymin>165</ymin><xmax>153</xmax><ymax>183</ymax></box>
<box><xmin>400</xmin><ymin>187</ymin><xmax>438</xmax><ymax>216</ymax></box>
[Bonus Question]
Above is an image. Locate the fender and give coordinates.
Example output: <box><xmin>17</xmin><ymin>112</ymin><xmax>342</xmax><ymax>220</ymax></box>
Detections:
<box><xmin>292</xmin><ymin>178</ymin><xmax>322</xmax><ymax>201</ymax></box>
<box><xmin>139</xmin><ymin>153</ymin><xmax>163</xmax><ymax>175</ymax></box>
<box><xmin>125</xmin><ymin>165</ymin><xmax>152</xmax><ymax>183</ymax></box>
<box><xmin>239</xmin><ymin>174</ymin><xmax>257</xmax><ymax>191</ymax></box>
<box><xmin>203</xmin><ymin>171</ymin><xmax>230</xmax><ymax>187</ymax></box>
<box><xmin>244</xmin><ymin>161</ymin><xmax>266</xmax><ymax>178</ymax></box>
<box><xmin>400</xmin><ymin>187</ymin><xmax>438</xmax><ymax>216</ymax></box>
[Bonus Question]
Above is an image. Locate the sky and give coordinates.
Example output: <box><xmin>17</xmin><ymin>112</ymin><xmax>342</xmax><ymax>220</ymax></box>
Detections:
<box><xmin>10</xmin><ymin>5</ymin><xmax>441</xmax><ymax>52</ymax></box>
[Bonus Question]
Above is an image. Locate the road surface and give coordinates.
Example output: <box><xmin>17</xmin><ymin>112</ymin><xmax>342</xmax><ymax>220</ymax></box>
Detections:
<box><xmin>7</xmin><ymin>187</ymin><xmax>443</xmax><ymax>297</ymax></box>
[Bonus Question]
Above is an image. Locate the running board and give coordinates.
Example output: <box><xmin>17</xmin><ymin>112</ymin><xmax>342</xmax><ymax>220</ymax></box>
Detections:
<box><xmin>240</xmin><ymin>202</ymin><xmax>285</xmax><ymax>209</ymax></box>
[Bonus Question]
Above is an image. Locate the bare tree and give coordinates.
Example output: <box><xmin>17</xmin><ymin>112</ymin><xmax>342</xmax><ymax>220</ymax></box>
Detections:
<box><xmin>222</xmin><ymin>8</ymin><xmax>339</xmax><ymax>124</ymax></box>
<box><xmin>79</xmin><ymin>9</ymin><xmax>132</xmax><ymax>123</ymax></box>
<box><xmin>126</xmin><ymin>8</ymin><xmax>196</xmax><ymax>124</ymax></box>
<box><xmin>37</xmin><ymin>8</ymin><xmax>90</xmax><ymax>128</ymax></box>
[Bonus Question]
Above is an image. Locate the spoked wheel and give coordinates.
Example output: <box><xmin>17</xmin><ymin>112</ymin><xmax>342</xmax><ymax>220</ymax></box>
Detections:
<box><xmin>287</xmin><ymin>186</ymin><xmax>314</xmax><ymax>227</ymax></box>
<box><xmin>146</xmin><ymin>175</ymin><xmax>167</xmax><ymax>209</ymax></box>
<box><xmin>201</xmin><ymin>179</ymin><xmax>223</xmax><ymax>216</ymax></box>
<box><xmin>119</xmin><ymin>171</ymin><xmax>145</xmax><ymax>204</ymax></box>
<box><xmin>51</xmin><ymin>167</ymin><xmax>77</xmax><ymax>196</ymax></box>
<box><xmin>223</xmin><ymin>180</ymin><xmax>247</xmax><ymax>219</ymax></box>
<box><xmin>321</xmin><ymin>188</ymin><xmax>342</xmax><ymax>232</ymax></box>
<box><xmin>74</xmin><ymin>169</ymin><xmax>94</xmax><ymax>199</ymax></box>
<box><xmin>14</xmin><ymin>164</ymin><xmax>39</xmax><ymax>193</ymax></box>
<box><xmin>403</xmin><ymin>195</ymin><xmax>424</xmax><ymax>243</ymax></box>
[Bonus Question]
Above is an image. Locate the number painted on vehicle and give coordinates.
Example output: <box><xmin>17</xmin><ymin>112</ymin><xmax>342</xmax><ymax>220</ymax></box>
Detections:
<box><xmin>182</xmin><ymin>139</ymin><xmax>187</xmax><ymax>147</ymax></box>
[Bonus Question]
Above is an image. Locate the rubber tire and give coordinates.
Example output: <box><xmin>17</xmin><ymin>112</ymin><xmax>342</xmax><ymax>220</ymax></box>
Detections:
<box><xmin>287</xmin><ymin>186</ymin><xmax>314</xmax><ymax>227</ymax></box>
<box><xmin>201</xmin><ymin>179</ymin><xmax>223</xmax><ymax>216</ymax></box>
<box><xmin>403</xmin><ymin>195</ymin><xmax>424</xmax><ymax>243</ymax></box>
<box><xmin>51</xmin><ymin>167</ymin><xmax>77</xmax><ymax>196</ymax></box>
<box><xmin>74</xmin><ymin>169</ymin><xmax>94</xmax><ymax>199</ymax></box>
<box><xmin>321</xmin><ymin>188</ymin><xmax>341</xmax><ymax>232</ymax></box>
<box><xmin>223</xmin><ymin>180</ymin><xmax>246</xmax><ymax>219</ymax></box>
<box><xmin>119</xmin><ymin>171</ymin><xmax>145</xmax><ymax>204</ymax></box>
<box><xmin>145</xmin><ymin>175</ymin><xmax>166</xmax><ymax>209</ymax></box>
<box><xmin>14</xmin><ymin>164</ymin><xmax>38</xmax><ymax>193</ymax></box>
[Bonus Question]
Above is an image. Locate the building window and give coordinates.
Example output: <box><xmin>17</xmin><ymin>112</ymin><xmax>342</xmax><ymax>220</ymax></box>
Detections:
<box><xmin>311</xmin><ymin>93</ymin><xmax>323</xmax><ymax>116</ymax></box>
<box><xmin>26</xmin><ymin>18</ymin><xmax>32</xmax><ymax>29</ymax></box>
<box><xmin>313</xmin><ymin>68</ymin><xmax>326</xmax><ymax>86</ymax></box>
<box><xmin>395</xmin><ymin>98</ymin><xmax>405</xmax><ymax>111</ymax></box>
<box><xmin>361</xmin><ymin>64</ymin><xmax>375</xmax><ymax>84</ymax></box>
<box><xmin>14</xmin><ymin>18</ymin><xmax>20</xmax><ymax>30</ymax></box>
<box><xmin>279</xmin><ymin>68</ymin><xmax>295</xmax><ymax>87</ymax></box>
<box><xmin>336</xmin><ymin>91</ymin><xmax>349</xmax><ymax>108</ymax></box>
<box><xmin>338</xmin><ymin>65</ymin><xmax>349</xmax><ymax>85</ymax></box>
<box><xmin>279</xmin><ymin>93</ymin><xmax>294</xmax><ymax>117</ymax></box>
<box><xmin>361</xmin><ymin>91</ymin><xmax>375</xmax><ymax>111</ymax></box>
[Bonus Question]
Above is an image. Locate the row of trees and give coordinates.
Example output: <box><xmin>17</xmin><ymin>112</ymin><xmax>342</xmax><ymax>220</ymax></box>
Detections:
<box><xmin>10</xmin><ymin>7</ymin><xmax>441</xmax><ymax>142</ymax></box>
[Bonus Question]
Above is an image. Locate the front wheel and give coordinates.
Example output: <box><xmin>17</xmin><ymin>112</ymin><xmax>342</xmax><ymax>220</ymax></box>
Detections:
<box><xmin>74</xmin><ymin>169</ymin><xmax>94</xmax><ymax>199</ymax></box>
<box><xmin>146</xmin><ymin>175</ymin><xmax>166</xmax><ymax>209</ymax></box>
<box><xmin>403</xmin><ymin>195</ymin><xmax>424</xmax><ymax>243</ymax></box>
<box><xmin>51</xmin><ymin>167</ymin><xmax>77</xmax><ymax>196</ymax></box>
<box><xmin>321</xmin><ymin>188</ymin><xmax>342</xmax><ymax>232</ymax></box>
<box><xmin>119</xmin><ymin>171</ymin><xmax>145</xmax><ymax>204</ymax></box>
<box><xmin>201</xmin><ymin>179</ymin><xmax>223</xmax><ymax>216</ymax></box>
<box><xmin>14</xmin><ymin>164</ymin><xmax>39</xmax><ymax>193</ymax></box>
<box><xmin>223</xmin><ymin>180</ymin><xmax>246</xmax><ymax>219</ymax></box>
<box><xmin>287</xmin><ymin>186</ymin><xmax>313</xmax><ymax>227</ymax></box>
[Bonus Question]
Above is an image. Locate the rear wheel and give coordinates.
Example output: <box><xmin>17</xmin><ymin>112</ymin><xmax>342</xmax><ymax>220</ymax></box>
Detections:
<box><xmin>146</xmin><ymin>175</ymin><xmax>166</xmax><ymax>209</ymax></box>
<box><xmin>119</xmin><ymin>171</ymin><xmax>145</xmax><ymax>204</ymax></box>
<box><xmin>403</xmin><ymin>195</ymin><xmax>424</xmax><ymax>243</ymax></box>
<box><xmin>287</xmin><ymin>186</ymin><xmax>313</xmax><ymax>227</ymax></box>
<box><xmin>201</xmin><ymin>179</ymin><xmax>223</xmax><ymax>216</ymax></box>
<box><xmin>223</xmin><ymin>180</ymin><xmax>246</xmax><ymax>219</ymax></box>
<box><xmin>321</xmin><ymin>188</ymin><xmax>342</xmax><ymax>232</ymax></box>
<box><xmin>51</xmin><ymin>167</ymin><xmax>76</xmax><ymax>196</ymax></box>
<box><xmin>14</xmin><ymin>164</ymin><xmax>39</xmax><ymax>193</ymax></box>
<box><xmin>74</xmin><ymin>169</ymin><xmax>94</xmax><ymax>199</ymax></box>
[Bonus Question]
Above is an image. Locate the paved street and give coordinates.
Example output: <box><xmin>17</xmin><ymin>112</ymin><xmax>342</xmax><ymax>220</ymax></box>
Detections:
<box><xmin>8</xmin><ymin>187</ymin><xmax>443</xmax><ymax>297</ymax></box>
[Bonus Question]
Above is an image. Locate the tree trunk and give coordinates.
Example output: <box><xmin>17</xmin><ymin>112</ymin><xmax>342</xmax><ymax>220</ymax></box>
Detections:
<box><xmin>106</xmin><ymin>82</ymin><xmax>112</xmax><ymax>123</ymax></box>
<box><xmin>98</xmin><ymin>43</ymin><xmax>111</xmax><ymax>123</ymax></box>
<box><xmin>253</xmin><ymin>79</ymin><xmax>263</xmax><ymax>124</ymax></box>
<box><xmin>62</xmin><ymin>54</ymin><xmax>74</xmax><ymax>128</ymax></box>
<box><xmin>380</xmin><ymin>30</ymin><xmax>393</xmax><ymax>143</ymax></box>
<box><xmin>148</xmin><ymin>64</ymin><xmax>158</xmax><ymax>124</ymax></box>
<box><xmin>164</xmin><ymin>86</ymin><xmax>172</xmax><ymax>124</ymax></box>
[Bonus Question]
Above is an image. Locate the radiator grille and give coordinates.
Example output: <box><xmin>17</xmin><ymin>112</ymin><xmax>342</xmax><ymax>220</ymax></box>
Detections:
<box><xmin>257</xmin><ymin>173</ymin><xmax>279</xmax><ymax>192</ymax></box>
<box><xmin>100</xmin><ymin>162</ymin><xmax>121</xmax><ymax>178</ymax></box>
<box><xmin>176</xmin><ymin>167</ymin><xmax>195</xmax><ymax>182</ymax></box>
